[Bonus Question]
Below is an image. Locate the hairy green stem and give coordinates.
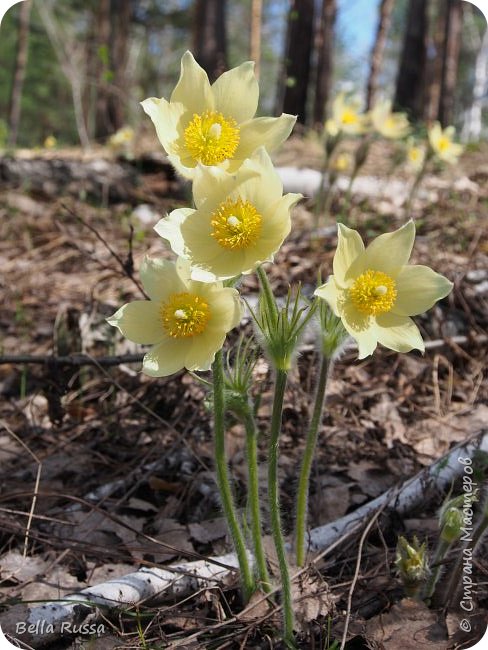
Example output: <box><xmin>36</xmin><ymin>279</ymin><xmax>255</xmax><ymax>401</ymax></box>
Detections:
<box><xmin>295</xmin><ymin>354</ymin><xmax>331</xmax><ymax>566</ymax></box>
<box><xmin>243</xmin><ymin>408</ymin><xmax>271</xmax><ymax>592</ymax></box>
<box><xmin>212</xmin><ymin>350</ymin><xmax>255</xmax><ymax>601</ymax></box>
<box><xmin>422</xmin><ymin>538</ymin><xmax>450</xmax><ymax>603</ymax></box>
<box><xmin>256</xmin><ymin>265</ymin><xmax>278</xmax><ymax>322</ymax></box>
<box><xmin>269</xmin><ymin>368</ymin><xmax>295</xmax><ymax>647</ymax></box>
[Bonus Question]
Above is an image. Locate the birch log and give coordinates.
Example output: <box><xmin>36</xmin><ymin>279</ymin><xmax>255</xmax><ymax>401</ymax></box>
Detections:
<box><xmin>1</xmin><ymin>432</ymin><xmax>487</xmax><ymax>648</ymax></box>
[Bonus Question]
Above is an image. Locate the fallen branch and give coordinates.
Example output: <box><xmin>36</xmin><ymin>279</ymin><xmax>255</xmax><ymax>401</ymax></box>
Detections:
<box><xmin>1</xmin><ymin>430</ymin><xmax>486</xmax><ymax>647</ymax></box>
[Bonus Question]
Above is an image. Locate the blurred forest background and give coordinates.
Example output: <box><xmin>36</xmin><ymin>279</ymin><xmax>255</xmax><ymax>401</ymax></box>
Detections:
<box><xmin>1</xmin><ymin>0</ymin><xmax>487</xmax><ymax>151</ymax></box>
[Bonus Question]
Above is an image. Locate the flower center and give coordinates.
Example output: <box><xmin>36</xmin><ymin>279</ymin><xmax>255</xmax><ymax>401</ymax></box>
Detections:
<box><xmin>349</xmin><ymin>269</ymin><xmax>397</xmax><ymax>316</ymax></box>
<box><xmin>184</xmin><ymin>110</ymin><xmax>240</xmax><ymax>165</ymax></box>
<box><xmin>341</xmin><ymin>109</ymin><xmax>358</xmax><ymax>125</ymax></box>
<box><xmin>161</xmin><ymin>292</ymin><xmax>210</xmax><ymax>338</ymax></box>
<box><xmin>437</xmin><ymin>136</ymin><xmax>450</xmax><ymax>152</ymax></box>
<box><xmin>210</xmin><ymin>198</ymin><xmax>262</xmax><ymax>250</ymax></box>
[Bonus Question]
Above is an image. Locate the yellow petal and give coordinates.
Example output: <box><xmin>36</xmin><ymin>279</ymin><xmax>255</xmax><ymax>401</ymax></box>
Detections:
<box><xmin>240</xmin><ymin>147</ymin><xmax>289</xmax><ymax>208</ymax></box>
<box><xmin>107</xmin><ymin>301</ymin><xmax>164</xmax><ymax>344</ymax></box>
<box><xmin>393</xmin><ymin>265</ymin><xmax>453</xmax><ymax>316</ymax></box>
<box><xmin>346</xmin><ymin>220</ymin><xmax>415</xmax><ymax>280</ymax></box>
<box><xmin>314</xmin><ymin>278</ymin><xmax>341</xmax><ymax>317</ymax></box>
<box><xmin>211</xmin><ymin>61</ymin><xmax>259</xmax><ymax>123</ymax></box>
<box><xmin>192</xmin><ymin>161</ymin><xmax>258</xmax><ymax>210</ymax></box>
<box><xmin>140</xmin><ymin>257</ymin><xmax>186</xmax><ymax>301</ymax></box>
<box><xmin>170</xmin><ymin>51</ymin><xmax>214</xmax><ymax>115</ymax></box>
<box><xmin>140</xmin><ymin>97</ymin><xmax>185</xmax><ymax>152</ymax></box>
<box><xmin>234</xmin><ymin>114</ymin><xmax>296</xmax><ymax>161</ymax></box>
<box><xmin>375</xmin><ymin>313</ymin><xmax>424</xmax><ymax>354</ymax></box>
<box><xmin>154</xmin><ymin>210</ymin><xmax>190</xmax><ymax>257</ymax></box>
<box><xmin>341</xmin><ymin>301</ymin><xmax>378</xmax><ymax>358</ymax></box>
<box><xmin>333</xmin><ymin>223</ymin><xmax>365</xmax><ymax>286</ymax></box>
<box><xmin>142</xmin><ymin>337</ymin><xmax>189</xmax><ymax>377</ymax></box>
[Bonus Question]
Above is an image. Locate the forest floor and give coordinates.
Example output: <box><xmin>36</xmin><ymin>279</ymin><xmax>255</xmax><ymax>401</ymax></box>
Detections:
<box><xmin>0</xmin><ymin>137</ymin><xmax>487</xmax><ymax>649</ymax></box>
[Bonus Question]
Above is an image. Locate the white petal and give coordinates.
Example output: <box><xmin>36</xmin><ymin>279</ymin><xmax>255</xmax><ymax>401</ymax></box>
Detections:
<box><xmin>192</xmin><ymin>162</ymin><xmax>258</xmax><ymax>210</ymax></box>
<box><xmin>392</xmin><ymin>265</ymin><xmax>453</xmax><ymax>316</ymax></box>
<box><xmin>211</xmin><ymin>61</ymin><xmax>259</xmax><ymax>123</ymax></box>
<box><xmin>314</xmin><ymin>278</ymin><xmax>341</xmax><ymax>317</ymax></box>
<box><xmin>341</xmin><ymin>301</ymin><xmax>378</xmax><ymax>358</ymax></box>
<box><xmin>154</xmin><ymin>208</ymin><xmax>194</xmax><ymax>258</ymax></box>
<box><xmin>240</xmin><ymin>147</ymin><xmax>287</xmax><ymax>207</ymax></box>
<box><xmin>107</xmin><ymin>301</ymin><xmax>163</xmax><ymax>344</ymax></box>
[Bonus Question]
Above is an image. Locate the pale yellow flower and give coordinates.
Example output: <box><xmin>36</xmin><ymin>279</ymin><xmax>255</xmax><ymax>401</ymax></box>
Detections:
<box><xmin>331</xmin><ymin>152</ymin><xmax>353</xmax><ymax>173</ymax></box>
<box><xmin>43</xmin><ymin>135</ymin><xmax>57</xmax><ymax>149</ymax></box>
<box><xmin>370</xmin><ymin>99</ymin><xmax>410</xmax><ymax>139</ymax></box>
<box><xmin>314</xmin><ymin>222</ymin><xmax>453</xmax><ymax>359</ymax></box>
<box><xmin>405</xmin><ymin>138</ymin><xmax>426</xmax><ymax>172</ymax></box>
<box><xmin>141</xmin><ymin>51</ymin><xmax>296</xmax><ymax>179</ymax></box>
<box><xmin>155</xmin><ymin>148</ymin><xmax>301</xmax><ymax>281</ymax></box>
<box><xmin>109</xmin><ymin>126</ymin><xmax>135</xmax><ymax>148</ymax></box>
<box><xmin>330</xmin><ymin>94</ymin><xmax>368</xmax><ymax>136</ymax></box>
<box><xmin>428</xmin><ymin>122</ymin><xmax>463</xmax><ymax>164</ymax></box>
<box><xmin>107</xmin><ymin>257</ymin><xmax>242</xmax><ymax>376</ymax></box>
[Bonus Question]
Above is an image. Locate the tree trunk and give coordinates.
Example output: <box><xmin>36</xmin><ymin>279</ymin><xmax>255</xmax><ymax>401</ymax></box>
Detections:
<box><xmin>424</xmin><ymin>2</ymin><xmax>447</xmax><ymax>122</ymax></box>
<box><xmin>280</xmin><ymin>0</ymin><xmax>315</xmax><ymax>125</ymax></box>
<box><xmin>108</xmin><ymin>0</ymin><xmax>131</xmax><ymax>132</ymax></box>
<box><xmin>250</xmin><ymin>0</ymin><xmax>262</xmax><ymax>79</ymax></box>
<box><xmin>438</xmin><ymin>0</ymin><xmax>463</xmax><ymax>126</ymax></box>
<box><xmin>193</xmin><ymin>0</ymin><xmax>228</xmax><ymax>81</ymax></box>
<box><xmin>94</xmin><ymin>0</ymin><xmax>111</xmax><ymax>140</ymax></box>
<box><xmin>7</xmin><ymin>0</ymin><xmax>32</xmax><ymax>147</ymax></box>
<box><xmin>464</xmin><ymin>24</ymin><xmax>488</xmax><ymax>140</ymax></box>
<box><xmin>393</xmin><ymin>0</ymin><xmax>429</xmax><ymax>120</ymax></box>
<box><xmin>366</xmin><ymin>0</ymin><xmax>394</xmax><ymax>110</ymax></box>
<box><xmin>313</xmin><ymin>0</ymin><xmax>337</xmax><ymax>126</ymax></box>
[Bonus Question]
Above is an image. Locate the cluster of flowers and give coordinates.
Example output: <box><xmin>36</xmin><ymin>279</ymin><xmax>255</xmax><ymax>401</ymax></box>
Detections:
<box><xmin>326</xmin><ymin>93</ymin><xmax>463</xmax><ymax>173</ymax></box>
<box><xmin>109</xmin><ymin>54</ymin><xmax>453</xmax><ymax>368</ymax></box>
<box><xmin>107</xmin><ymin>52</ymin><xmax>454</xmax><ymax>644</ymax></box>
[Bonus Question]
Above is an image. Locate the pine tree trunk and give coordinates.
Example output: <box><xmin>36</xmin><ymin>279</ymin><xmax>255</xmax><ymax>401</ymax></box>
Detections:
<box><xmin>109</xmin><ymin>0</ymin><xmax>131</xmax><ymax>131</ymax></box>
<box><xmin>7</xmin><ymin>0</ymin><xmax>32</xmax><ymax>147</ymax></box>
<box><xmin>250</xmin><ymin>0</ymin><xmax>262</xmax><ymax>78</ymax></box>
<box><xmin>313</xmin><ymin>0</ymin><xmax>337</xmax><ymax>126</ymax></box>
<box><xmin>438</xmin><ymin>0</ymin><xmax>463</xmax><ymax>126</ymax></box>
<box><xmin>424</xmin><ymin>2</ymin><xmax>447</xmax><ymax>122</ymax></box>
<box><xmin>193</xmin><ymin>0</ymin><xmax>228</xmax><ymax>81</ymax></box>
<box><xmin>393</xmin><ymin>0</ymin><xmax>429</xmax><ymax>120</ymax></box>
<box><xmin>94</xmin><ymin>0</ymin><xmax>111</xmax><ymax>140</ymax></box>
<box><xmin>280</xmin><ymin>0</ymin><xmax>315</xmax><ymax>125</ymax></box>
<box><xmin>366</xmin><ymin>0</ymin><xmax>394</xmax><ymax>110</ymax></box>
<box><xmin>464</xmin><ymin>25</ymin><xmax>488</xmax><ymax>139</ymax></box>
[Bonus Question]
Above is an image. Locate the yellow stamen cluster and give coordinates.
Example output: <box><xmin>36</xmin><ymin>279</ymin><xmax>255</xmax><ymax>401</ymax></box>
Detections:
<box><xmin>340</xmin><ymin>109</ymin><xmax>359</xmax><ymax>125</ymax></box>
<box><xmin>211</xmin><ymin>198</ymin><xmax>262</xmax><ymax>250</ymax></box>
<box><xmin>349</xmin><ymin>269</ymin><xmax>397</xmax><ymax>316</ymax></box>
<box><xmin>161</xmin><ymin>292</ymin><xmax>210</xmax><ymax>338</ymax></box>
<box><xmin>437</xmin><ymin>136</ymin><xmax>450</xmax><ymax>152</ymax></box>
<box><xmin>184</xmin><ymin>110</ymin><xmax>240</xmax><ymax>165</ymax></box>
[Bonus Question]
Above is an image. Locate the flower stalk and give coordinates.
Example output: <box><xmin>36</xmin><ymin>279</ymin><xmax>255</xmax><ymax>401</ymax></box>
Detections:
<box><xmin>295</xmin><ymin>353</ymin><xmax>332</xmax><ymax>566</ymax></box>
<box><xmin>269</xmin><ymin>368</ymin><xmax>295</xmax><ymax>647</ymax></box>
<box><xmin>212</xmin><ymin>349</ymin><xmax>255</xmax><ymax>601</ymax></box>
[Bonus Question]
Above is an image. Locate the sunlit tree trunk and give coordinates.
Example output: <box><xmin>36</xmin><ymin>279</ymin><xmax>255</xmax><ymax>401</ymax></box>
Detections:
<box><xmin>250</xmin><ymin>0</ymin><xmax>262</xmax><ymax>78</ymax></box>
<box><xmin>424</xmin><ymin>2</ymin><xmax>447</xmax><ymax>122</ymax></box>
<box><xmin>313</xmin><ymin>0</ymin><xmax>336</xmax><ymax>126</ymax></box>
<box><xmin>438</xmin><ymin>0</ymin><xmax>463</xmax><ymax>126</ymax></box>
<box><xmin>394</xmin><ymin>0</ymin><xmax>428</xmax><ymax>120</ymax></box>
<box><xmin>279</xmin><ymin>0</ymin><xmax>315</xmax><ymax>124</ymax></box>
<box><xmin>464</xmin><ymin>25</ymin><xmax>488</xmax><ymax>139</ymax></box>
<box><xmin>366</xmin><ymin>0</ymin><xmax>394</xmax><ymax>110</ymax></box>
<box><xmin>7</xmin><ymin>0</ymin><xmax>32</xmax><ymax>147</ymax></box>
<box><xmin>193</xmin><ymin>0</ymin><xmax>228</xmax><ymax>81</ymax></box>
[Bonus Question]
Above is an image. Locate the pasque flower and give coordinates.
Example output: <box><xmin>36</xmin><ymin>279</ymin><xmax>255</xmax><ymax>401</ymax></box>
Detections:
<box><xmin>107</xmin><ymin>257</ymin><xmax>241</xmax><ymax>376</ymax></box>
<box><xmin>315</xmin><ymin>222</ymin><xmax>453</xmax><ymax>358</ymax></box>
<box><xmin>155</xmin><ymin>148</ymin><xmax>301</xmax><ymax>281</ymax></box>
<box><xmin>428</xmin><ymin>122</ymin><xmax>463</xmax><ymax>164</ymax></box>
<box><xmin>141</xmin><ymin>51</ymin><xmax>296</xmax><ymax>179</ymax></box>
<box><xmin>405</xmin><ymin>138</ymin><xmax>426</xmax><ymax>172</ymax></box>
<box><xmin>370</xmin><ymin>99</ymin><xmax>410</xmax><ymax>139</ymax></box>
<box><xmin>330</xmin><ymin>94</ymin><xmax>368</xmax><ymax>136</ymax></box>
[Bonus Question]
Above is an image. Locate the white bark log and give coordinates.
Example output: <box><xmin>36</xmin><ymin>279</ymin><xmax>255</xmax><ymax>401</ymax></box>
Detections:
<box><xmin>1</xmin><ymin>433</ymin><xmax>487</xmax><ymax>647</ymax></box>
